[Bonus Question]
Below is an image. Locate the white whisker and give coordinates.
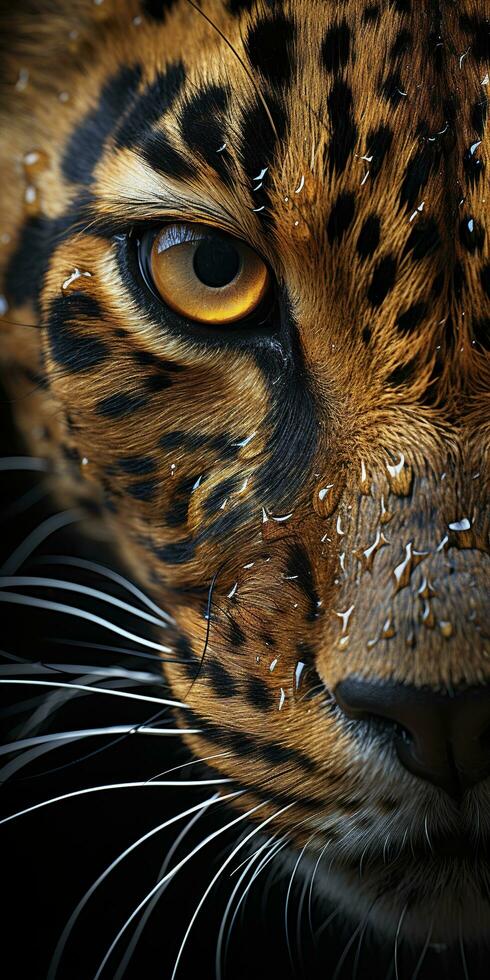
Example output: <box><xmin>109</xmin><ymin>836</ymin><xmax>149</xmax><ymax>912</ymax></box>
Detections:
<box><xmin>0</xmin><ymin>592</ymin><xmax>173</xmax><ymax>653</ymax></box>
<box><xmin>147</xmin><ymin>750</ymin><xmax>232</xmax><ymax>781</ymax></box>
<box><xmin>284</xmin><ymin>834</ymin><xmax>316</xmax><ymax>970</ymax></box>
<box><xmin>0</xmin><ymin>663</ymin><xmax>161</xmax><ymax>684</ymax></box>
<box><xmin>92</xmin><ymin>798</ymin><xmax>257</xmax><ymax>980</ymax></box>
<box><xmin>0</xmin><ymin>456</ymin><xmax>48</xmax><ymax>472</ymax></box>
<box><xmin>48</xmin><ymin>792</ymin><xmax>232</xmax><ymax>980</ymax></box>
<box><xmin>37</xmin><ymin>554</ymin><xmax>174</xmax><ymax>624</ymax></box>
<box><xmin>0</xmin><ymin>576</ymin><xmax>171</xmax><ymax>629</ymax></box>
<box><xmin>0</xmin><ymin>678</ymin><xmax>187</xmax><ymax>708</ymax></box>
<box><xmin>2</xmin><ymin>509</ymin><xmax>83</xmax><ymax>574</ymax></box>
<box><xmin>1</xmin><ymin>781</ymin><xmax>235</xmax><ymax>827</ymax></box>
<box><xmin>170</xmin><ymin>802</ymin><xmax>294</xmax><ymax>980</ymax></box>
<box><xmin>112</xmin><ymin>799</ymin><xmax>215</xmax><ymax>980</ymax></box>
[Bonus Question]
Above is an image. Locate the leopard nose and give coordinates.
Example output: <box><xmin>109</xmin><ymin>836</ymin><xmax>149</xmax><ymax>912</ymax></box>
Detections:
<box><xmin>334</xmin><ymin>678</ymin><xmax>490</xmax><ymax>801</ymax></box>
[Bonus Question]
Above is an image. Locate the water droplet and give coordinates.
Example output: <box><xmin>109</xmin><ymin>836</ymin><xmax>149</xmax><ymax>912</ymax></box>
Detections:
<box><xmin>58</xmin><ymin>91</ymin><xmax>70</xmax><ymax>103</ymax></box>
<box><xmin>267</xmin><ymin>509</ymin><xmax>294</xmax><ymax>523</ymax></box>
<box><xmin>385</xmin><ymin>453</ymin><xmax>413</xmax><ymax>496</ymax></box>
<box><xmin>170</xmin><ymin>463</ymin><xmax>177</xmax><ymax>476</ymax></box>
<box><xmin>393</xmin><ymin>542</ymin><xmax>428</xmax><ymax>593</ymax></box>
<box><xmin>233</xmin><ymin>431</ymin><xmax>256</xmax><ymax>448</ymax></box>
<box><xmin>15</xmin><ymin>68</ymin><xmax>29</xmax><ymax>92</ymax></box>
<box><xmin>439</xmin><ymin>621</ymin><xmax>453</xmax><ymax>639</ymax></box>
<box><xmin>335</xmin><ymin>605</ymin><xmax>354</xmax><ymax>634</ymax></box>
<box><xmin>336</xmin><ymin>516</ymin><xmax>345</xmax><ymax>536</ymax></box>
<box><xmin>270</xmin><ymin>658</ymin><xmax>278</xmax><ymax>672</ymax></box>
<box><xmin>379</xmin><ymin>494</ymin><xmax>393</xmax><ymax>525</ymax></box>
<box><xmin>436</xmin><ymin>534</ymin><xmax>449</xmax><ymax>553</ymax></box>
<box><xmin>355</xmin><ymin>528</ymin><xmax>389</xmax><ymax>572</ymax></box>
<box><xmin>278</xmin><ymin>687</ymin><xmax>286</xmax><ymax>710</ymax></box>
<box><xmin>448</xmin><ymin>518</ymin><xmax>471</xmax><ymax>532</ymax></box>
<box><xmin>421</xmin><ymin>600</ymin><xmax>435</xmax><ymax>629</ymax></box>
<box><xmin>62</xmin><ymin>268</ymin><xmax>93</xmax><ymax>292</ymax></box>
<box><xmin>295</xmin><ymin>661</ymin><xmax>306</xmax><ymax>690</ymax></box>
<box><xmin>24</xmin><ymin>185</ymin><xmax>39</xmax><ymax>215</ymax></box>
<box><xmin>381</xmin><ymin>618</ymin><xmax>396</xmax><ymax>639</ymax></box>
<box><xmin>243</xmin><ymin>561</ymin><xmax>254</xmax><ymax>569</ymax></box>
<box><xmin>132</xmin><ymin>14</ymin><xmax>142</xmax><ymax>25</ymax></box>
<box><xmin>359</xmin><ymin>460</ymin><xmax>371</xmax><ymax>495</ymax></box>
<box><xmin>0</xmin><ymin>295</ymin><xmax>9</xmax><ymax>316</ymax></box>
<box><xmin>338</xmin><ymin>635</ymin><xmax>350</xmax><ymax>649</ymax></box>
<box><xmin>191</xmin><ymin>475</ymin><xmax>203</xmax><ymax>492</ymax></box>
<box><xmin>81</xmin><ymin>456</ymin><xmax>89</xmax><ymax>466</ymax></box>
<box><xmin>227</xmin><ymin>582</ymin><xmax>238</xmax><ymax>599</ymax></box>
<box><xmin>417</xmin><ymin>576</ymin><xmax>437</xmax><ymax>600</ymax></box>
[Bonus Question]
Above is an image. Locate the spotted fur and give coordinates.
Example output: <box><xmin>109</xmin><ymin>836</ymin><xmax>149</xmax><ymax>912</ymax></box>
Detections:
<box><xmin>1</xmin><ymin>0</ymin><xmax>489</xmax><ymax>949</ymax></box>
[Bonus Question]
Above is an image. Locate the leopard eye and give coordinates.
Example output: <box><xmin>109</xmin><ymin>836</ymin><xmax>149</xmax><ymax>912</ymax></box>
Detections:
<box><xmin>139</xmin><ymin>222</ymin><xmax>270</xmax><ymax>325</ymax></box>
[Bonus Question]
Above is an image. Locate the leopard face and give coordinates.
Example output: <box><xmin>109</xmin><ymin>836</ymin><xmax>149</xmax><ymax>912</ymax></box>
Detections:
<box><xmin>1</xmin><ymin>0</ymin><xmax>489</xmax><ymax>949</ymax></box>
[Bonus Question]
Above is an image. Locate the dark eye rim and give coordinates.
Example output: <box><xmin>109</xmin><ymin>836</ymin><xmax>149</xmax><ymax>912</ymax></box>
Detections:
<box><xmin>132</xmin><ymin>222</ymin><xmax>277</xmax><ymax>331</ymax></box>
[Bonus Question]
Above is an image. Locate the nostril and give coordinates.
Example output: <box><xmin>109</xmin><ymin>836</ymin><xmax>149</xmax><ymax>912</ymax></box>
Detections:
<box><xmin>334</xmin><ymin>676</ymin><xmax>490</xmax><ymax>798</ymax></box>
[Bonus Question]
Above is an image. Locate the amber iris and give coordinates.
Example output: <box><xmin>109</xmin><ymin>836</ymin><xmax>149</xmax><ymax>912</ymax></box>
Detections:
<box><xmin>148</xmin><ymin>222</ymin><xmax>270</xmax><ymax>324</ymax></box>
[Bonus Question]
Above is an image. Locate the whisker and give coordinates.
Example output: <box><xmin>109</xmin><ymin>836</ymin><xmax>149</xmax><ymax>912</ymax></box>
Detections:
<box><xmin>45</xmin><ymin>637</ymin><xmax>175</xmax><ymax>664</ymax></box>
<box><xmin>459</xmin><ymin>917</ymin><xmax>470</xmax><ymax>980</ymax></box>
<box><xmin>34</xmin><ymin>554</ymin><xmax>174</xmax><ymax>624</ymax></box>
<box><xmin>0</xmin><ymin>575</ymin><xmax>171</xmax><ymax>629</ymax></box>
<box><xmin>215</xmin><ymin>833</ymin><xmax>282</xmax><ymax>980</ymax></box>
<box><xmin>112</xmin><ymin>799</ymin><xmax>215</xmax><ymax>980</ymax></box>
<box><xmin>92</xmin><ymin>798</ymin><xmax>259</xmax><ymax>980</ymax></box>
<box><xmin>47</xmin><ymin>792</ymin><xmax>233</xmax><ymax>980</ymax></box>
<box><xmin>284</xmin><ymin>835</ymin><xmax>316</xmax><ymax>972</ymax></box>
<box><xmin>0</xmin><ymin>678</ymin><xmax>188</xmax><ymax>708</ymax></box>
<box><xmin>308</xmin><ymin>838</ymin><xmax>332</xmax><ymax>937</ymax></box>
<box><xmin>0</xmin><ymin>483</ymin><xmax>48</xmax><ymax>521</ymax></box>
<box><xmin>2</xmin><ymin>509</ymin><xmax>83</xmax><ymax>574</ymax></box>
<box><xmin>394</xmin><ymin>903</ymin><xmax>408</xmax><ymax>980</ymax></box>
<box><xmin>170</xmin><ymin>802</ymin><xmax>294</xmax><ymax>980</ymax></box>
<box><xmin>0</xmin><ymin>592</ymin><xmax>174</xmax><ymax>653</ymax></box>
<box><xmin>146</xmin><ymin>750</ymin><xmax>232</xmax><ymax>782</ymax></box>
<box><xmin>410</xmin><ymin>919</ymin><xmax>433</xmax><ymax>980</ymax></box>
<box><xmin>1</xmin><ymin>780</ymin><xmax>235</xmax><ymax>827</ymax></box>
<box><xmin>0</xmin><ymin>456</ymin><xmax>49</xmax><ymax>472</ymax></box>
<box><xmin>222</xmin><ymin>835</ymin><xmax>290</xmax><ymax>974</ymax></box>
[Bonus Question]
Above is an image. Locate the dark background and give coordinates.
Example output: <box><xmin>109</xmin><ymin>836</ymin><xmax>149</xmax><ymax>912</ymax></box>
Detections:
<box><xmin>1</xmin><ymin>383</ymin><xmax>487</xmax><ymax>979</ymax></box>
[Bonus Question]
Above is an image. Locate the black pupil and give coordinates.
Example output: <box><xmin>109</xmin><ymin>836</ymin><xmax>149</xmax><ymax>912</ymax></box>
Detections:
<box><xmin>193</xmin><ymin>237</ymin><xmax>240</xmax><ymax>288</ymax></box>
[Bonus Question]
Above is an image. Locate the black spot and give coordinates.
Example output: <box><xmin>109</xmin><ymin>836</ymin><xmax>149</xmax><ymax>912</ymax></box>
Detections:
<box><xmin>175</xmin><ymin>634</ymin><xmax>194</xmax><ymax>661</ymax></box>
<box><xmin>165</xmin><ymin>497</ymin><xmax>189</xmax><ymax>528</ymax></box>
<box><xmin>321</xmin><ymin>21</ymin><xmax>351</xmax><ymax>73</ymax></box>
<box><xmin>367</xmin><ymin>125</ymin><xmax>393</xmax><ymax>180</ymax></box>
<box><xmin>390</xmin><ymin>0</ymin><xmax>410</xmax><ymax>11</ymax></box>
<box><xmin>326</xmin><ymin>80</ymin><xmax>358</xmax><ymax>173</ymax></box>
<box><xmin>362</xmin><ymin>326</ymin><xmax>372</xmax><ymax>344</ymax></box>
<box><xmin>381</xmin><ymin>70</ymin><xmax>406</xmax><ymax>106</ymax></box>
<box><xmin>245</xmin><ymin>677</ymin><xmax>274</xmax><ymax>710</ymax></box>
<box><xmin>286</xmin><ymin>544</ymin><xmax>319</xmax><ymax>621</ymax></box>
<box><xmin>206</xmin><ymin>661</ymin><xmax>237</xmax><ymax>698</ymax></box>
<box><xmin>142</xmin><ymin>130</ymin><xmax>193</xmax><ymax>180</ymax></box>
<box><xmin>239</xmin><ymin>92</ymin><xmax>288</xmax><ymax>220</ymax></box>
<box><xmin>142</xmin><ymin>372</ymin><xmax>174</xmax><ymax>393</ymax></box>
<box><xmin>453</xmin><ymin>262</ymin><xmax>466</xmax><ymax>301</ymax></box>
<box><xmin>367</xmin><ymin>255</ymin><xmax>397</xmax><ymax>306</ymax></box>
<box><xmin>95</xmin><ymin>392</ymin><xmax>148</xmax><ymax>418</ymax></box>
<box><xmin>472</xmin><ymin>318</ymin><xmax>490</xmax><ymax>350</ymax></box>
<box><xmin>363</xmin><ymin>5</ymin><xmax>380</xmax><ymax>23</ymax></box>
<box><xmin>47</xmin><ymin>293</ymin><xmax>109</xmax><ymax>373</ymax></box>
<box><xmin>261</xmin><ymin>632</ymin><xmax>276</xmax><ymax>648</ymax></box>
<box><xmin>245</xmin><ymin>13</ymin><xmax>296</xmax><ymax>87</ymax></box>
<box><xmin>459</xmin><ymin>217</ymin><xmax>485</xmax><ymax>254</ymax></box>
<box><xmin>228</xmin><ymin>619</ymin><xmax>246</xmax><ymax>648</ymax></box>
<box><xmin>395</xmin><ymin>302</ymin><xmax>427</xmax><ymax>333</ymax></box>
<box><xmin>390</xmin><ymin>29</ymin><xmax>412</xmax><ymax>59</ymax></box>
<box><xmin>125</xmin><ymin>479</ymin><xmax>158</xmax><ymax>501</ymax></box>
<box><xmin>140</xmin><ymin>0</ymin><xmax>177</xmax><ymax>21</ymax></box>
<box><xmin>180</xmin><ymin>85</ymin><xmax>231</xmax><ymax>184</ymax></box>
<box><xmin>153</xmin><ymin>537</ymin><xmax>196</xmax><ymax>564</ymax></box>
<box><xmin>115</xmin><ymin>62</ymin><xmax>185</xmax><ymax>149</ymax></box>
<box><xmin>117</xmin><ymin>455</ymin><xmax>157</xmax><ymax>475</ymax></box>
<box><xmin>226</xmin><ymin>0</ymin><xmax>254</xmax><ymax>12</ymax></box>
<box><xmin>297</xmin><ymin>641</ymin><xmax>316</xmax><ymax>667</ymax></box>
<box><xmin>431</xmin><ymin>271</ymin><xmax>444</xmax><ymax>298</ymax></box>
<box><xmin>471</xmin><ymin>97</ymin><xmax>487</xmax><ymax>137</ymax></box>
<box><xmin>356</xmin><ymin>214</ymin><xmax>381</xmax><ymax>259</ymax></box>
<box><xmin>387</xmin><ymin>359</ymin><xmax>418</xmax><ymax>386</ymax></box>
<box><xmin>399</xmin><ymin>144</ymin><xmax>441</xmax><ymax>210</ymax></box>
<box><xmin>459</xmin><ymin>15</ymin><xmax>490</xmax><ymax>63</ymax></box>
<box><xmin>204</xmin><ymin>476</ymin><xmax>239</xmax><ymax>515</ymax></box>
<box><xmin>463</xmin><ymin>144</ymin><xmax>485</xmax><ymax>187</ymax></box>
<box><xmin>5</xmin><ymin>216</ymin><xmax>55</xmax><ymax>308</ymax></box>
<box><xmin>62</xmin><ymin>65</ymin><xmax>142</xmax><ymax>183</ymax></box>
<box><xmin>327</xmin><ymin>192</ymin><xmax>356</xmax><ymax>244</ymax></box>
<box><xmin>481</xmin><ymin>265</ymin><xmax>490</xmax><ymax>300</ymax></box>
<box><xmin>403</xmin><ymin>219</ymin><xmax>441</xmax><ymax>261</ymax></box>
<box><xmin>201</xmin><ymin>506</ymin><xmax>251</xmax><ymax>543</ymax></box>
